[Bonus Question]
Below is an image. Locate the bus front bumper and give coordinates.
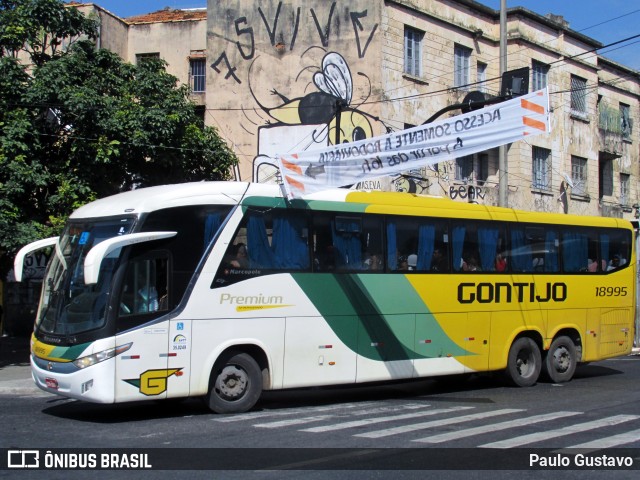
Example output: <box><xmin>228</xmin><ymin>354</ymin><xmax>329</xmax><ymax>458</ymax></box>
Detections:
<box><xmin>31</xmin><ymin>355</ymin><xmax>115</xmax><ymax>403</ymax></box>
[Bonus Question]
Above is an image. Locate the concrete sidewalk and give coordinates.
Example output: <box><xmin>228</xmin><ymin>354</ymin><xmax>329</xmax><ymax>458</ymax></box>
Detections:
<box><xmin>0</xmin><ymin>336</ymin><xmax>41</xmax><ymax>396</ymax></box>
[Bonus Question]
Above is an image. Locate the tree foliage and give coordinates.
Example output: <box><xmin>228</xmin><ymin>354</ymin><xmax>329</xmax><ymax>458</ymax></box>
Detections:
<box><xmin>0</xmin><ymin>0</ymin><xmax>238</xmax><ymax>277</ymax></box>
<box><xmin>0</xmin><ymin>0</ymin><xmax>98</xmax><ymax>65</ymax></box>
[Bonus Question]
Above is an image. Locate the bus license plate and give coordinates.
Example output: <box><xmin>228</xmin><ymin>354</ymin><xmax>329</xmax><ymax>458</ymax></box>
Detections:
<box><xmin>45</xmin><ymin>378</ymin><xmax>59</xmax><ymax>389</ymax></box>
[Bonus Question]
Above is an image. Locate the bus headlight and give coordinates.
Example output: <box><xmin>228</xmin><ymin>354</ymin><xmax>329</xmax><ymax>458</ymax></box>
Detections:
<box><xmin>73</xmin><ymin>343</ymin><xmax>132</xmax><ymax>369</ymax></box>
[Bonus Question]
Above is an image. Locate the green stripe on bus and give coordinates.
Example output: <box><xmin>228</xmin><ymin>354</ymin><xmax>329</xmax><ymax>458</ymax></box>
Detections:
<box><xmin>291</xmin><ymin>273</ymin><xmax>471</xmax><ymax>361</ymax></box>
<box><xmin>51</xmin><ymin>342</ymin><xmax>92</xmax><ymax>361</ymax></box>
<box><xmin>239</xmin><ymin>196</ymin><xmax>368</xmax><ymax>213</ymax></box>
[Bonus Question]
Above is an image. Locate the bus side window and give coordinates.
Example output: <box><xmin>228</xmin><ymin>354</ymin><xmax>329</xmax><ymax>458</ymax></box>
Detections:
<box><xmin>119</xmin><ymin>255</ymin><xmax>169</xmax><ymax>317</ymax></box>
<box><xmin>541</xmin><ymin>229</ymin><xmax>559</xmax><ymax>273</ymax></box>
<box><xmin>387</xmin><ymin>216</ymin><xmax>449</xmax><ymax>272</ymax></box>
<box><xmin>562</xmin><ymin>230</ymin><xmax>598</xmax><ymax>273</ymax></box>
<box><xmin>312</xmin><ymin>214</ymin><xmax>335</xmax><ymax>271</ymax></box>
<box><xmin>311</xmin><ymin>213</ymin><xmax>382</xmax><ymax>272</ymax></box>
<box><xmin>220</xmin><ymin>209</ymin><xmax>310</xmax><ymax>274</ymax></box>
<box><xmin>601</xmin><ymin>230</ymin><xmax>630</xmax><ymax>272</ymax></box>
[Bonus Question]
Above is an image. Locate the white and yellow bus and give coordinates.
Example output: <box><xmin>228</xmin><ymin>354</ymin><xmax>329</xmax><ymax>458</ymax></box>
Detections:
<box><xmin>15</xmin><ymin>182</ymin><xmax>635</xmax><ymax>413</ymax></box>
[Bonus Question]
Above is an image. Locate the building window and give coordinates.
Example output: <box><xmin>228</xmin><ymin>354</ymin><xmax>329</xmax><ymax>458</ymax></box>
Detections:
<box><xmin>570</xmin><ymin>75</ymin><xmax>588</xmax><ymax>116</ymax></box>
<box><xmin>477</xmin><ymin>62</ymin><xmax>487</xmax><ymax>92</ymax></box>
<box><xmin>454</xmin><ymin>45</ymin><xmax>472</xmax><ymax>89</ymax></box>
<box><xmin>135</xmin><ymin>53</ymin><xmax>160</xmax><ymax>65</ymax></box>
<box><xmin>532</xmin><ymin>60</ymin><xmax>549</xmax><ymax>91</ymax></box>
<box><xmin>404</xmin><ymin>27</ymin><xmax>423</xmax><ymax>77</ymax></box>
<box><xmin>571</xmin><ymin>155</ymin><xmax>588</xmax><ymax>196</ymax></box>
<box><xmin>190</xmin><ymin>58</ymin><xmax>206</xmax><ymax>93</ymax></box>
<box><xmin>620</xmin><ymin>103</ymin><xmax>632</xmax><ymax>141</ymax></box>
<box><xmin>455</xmin><ymin>154</ymin><xmax>487</xmax><ymax>183</ymax></box>
<box><xmin>620</xmin><ymin>173</ymin><xmax>630</xmax><ymax>206</ymax></box>
<box><xmin>532</xmin><ymin>146</ymin><xmax>551</xmax><ymax>190</ymax></box>
<box><xmin>599</xmin><ymin>157</ymin><xmax>613</xmax><ymax>198</ymax></box>
<box><xmin>456</xmin><ymin>155</ymin><xmax>473</xmax><ymax>181</ymax></box>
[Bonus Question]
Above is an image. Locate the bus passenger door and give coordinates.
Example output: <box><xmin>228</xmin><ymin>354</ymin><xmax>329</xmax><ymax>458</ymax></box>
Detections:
<box><xmin>114</xmin><ymin>255</ymin><xmax>172</xmax><ymax>402</ymax></box>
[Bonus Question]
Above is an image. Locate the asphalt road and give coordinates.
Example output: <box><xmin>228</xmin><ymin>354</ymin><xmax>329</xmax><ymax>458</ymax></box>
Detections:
<box><xmin>1</xmin><ymin>336</ymin><xmax>639</xmax><ymax>479</ymax></box>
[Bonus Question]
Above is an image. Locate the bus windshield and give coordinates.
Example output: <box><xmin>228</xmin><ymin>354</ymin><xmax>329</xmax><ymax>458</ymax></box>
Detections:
<box><xmin>36</xmin><ymin>217</ymin><xmax>135</xmax><ymax>337</ymax></box>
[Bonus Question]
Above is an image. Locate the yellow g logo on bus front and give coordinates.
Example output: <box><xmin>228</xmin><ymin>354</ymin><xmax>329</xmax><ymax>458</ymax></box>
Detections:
<box><xmin>124</xmin><ymin>368</ymin><xmax>182</xmax><ymax>396</ymax></box>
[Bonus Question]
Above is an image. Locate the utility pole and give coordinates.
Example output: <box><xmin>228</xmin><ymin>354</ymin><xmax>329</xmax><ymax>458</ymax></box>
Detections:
<box><xmin>498</xmin><ymin>0</ymin><xmax>508</xmax><ymax>207</ymax></box>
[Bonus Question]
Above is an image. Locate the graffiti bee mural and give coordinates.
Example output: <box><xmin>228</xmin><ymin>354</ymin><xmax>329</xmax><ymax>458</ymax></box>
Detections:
<box><xmin>263</xmin><ymin>52</ymin><xmax>374</xmax><ymax>144</ymax></box>
<box><xmin>251</xmin><ymin>51</ymin><xmax>388</xmax><ymax>183</ymax></box>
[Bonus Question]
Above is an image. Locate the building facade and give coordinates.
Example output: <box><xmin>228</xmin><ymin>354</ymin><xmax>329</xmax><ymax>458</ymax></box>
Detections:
<box><xmin>4</xmin><ymin>0</ymin><xmax>638</xmax><ymax>335</ymax></box>
<box><xmin>204</xmin><ymin>0</ymin><xmax>639</xmax><ymax>219</ymax></box>
<box><xmin>65</xmin><ymin>1</ymin><xmax>640</xmax><ymax>219</ymax></box>
<box><xmin>70</xmin><ymin>3</ymin><xmax>208</xmax><ymax>108</ymax></box>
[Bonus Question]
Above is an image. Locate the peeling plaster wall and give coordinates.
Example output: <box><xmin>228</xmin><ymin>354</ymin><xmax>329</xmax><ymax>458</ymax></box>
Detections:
<box><xmin>202</xmin><ymin>0</ymin><xmax>640</xmax><ymax>218</ymax></box>
<box><xmin>127</xmin><ymin>20</ymin><xmax>207</xmax><ymax>87</ymax></box>
<box><xmin>207</xmin><ymin>0</ymin><xmax>384</xmax><ymax>182</ymax></box>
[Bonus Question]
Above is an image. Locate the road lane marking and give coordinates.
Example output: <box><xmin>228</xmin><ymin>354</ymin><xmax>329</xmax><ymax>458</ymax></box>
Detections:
<box><xmin>414</xmin><ymin>411</ymin><xmax>582</xmax><ymax>444</ymax></box>
<box><xmin>354</xmin><ymin>408</ymin><xmax>523</xmax><ymax>438</ymax></box>
<box><xmin>253</xmin><ymin>403</ymin><xmax>430</xmax><ymax>428</ymax></box>
<box><xmin>213</xmin><ymin>401</ymin><xmax>379</xmax><ymax>422</ymax></box>
<box><xmin>479</xmin><ymin>414</ymin><xmax>640</xmax><ymax>448</ymax></box>
<box><xmin>302</xmin><ymin>406</ymin><xmax>475</xmax><ymax>433</ymax></box>
<box><xmin>565</xmin><ymin>427</ymin><xmax>640</xmax><ymax>449</ymax></box>
<box><xmin>255</xmin><ymin>415</ymin><xmax>336</xmax><ymax>428</ymax></box>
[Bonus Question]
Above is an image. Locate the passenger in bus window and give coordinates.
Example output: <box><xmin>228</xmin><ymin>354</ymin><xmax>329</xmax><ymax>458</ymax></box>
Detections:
<box><xmin>431</xmin><ymin>248</ymin><xmax>448</xmax><ymax>272</ymax></box>
<box><xmin>495</xmin><ymin>253</ymin><xmax>507</xmax><ymax>272</ymax></box>
<box><xmin>407</xmin><ymin>254</ymin><xmax>417</xmax><ymax>270</ymax></box>
<box><xmin>229</xmin><ymin>243</ymin><xmax>249</xmax><ymax>269</ymax></box>
<box><xmin>462</xmin><ymin>254</ymin><xmax>480</xmax><ymax>271</ymax></box>
<box><xmin>364</xmin><ymin>252</ymin><xmax>382</xmax><ymax>271</ymax></box>
<box><xmin>607</xmin><ymin>254</ymin><xmax>623</xmax><ymax>271</ymax></box>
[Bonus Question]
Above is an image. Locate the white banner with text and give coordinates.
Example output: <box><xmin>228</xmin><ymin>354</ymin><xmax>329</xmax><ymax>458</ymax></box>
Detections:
<box><xmin>275</xmin><ymin>88</ymin><xmax>550</xmax><ymax>198</ymax></box>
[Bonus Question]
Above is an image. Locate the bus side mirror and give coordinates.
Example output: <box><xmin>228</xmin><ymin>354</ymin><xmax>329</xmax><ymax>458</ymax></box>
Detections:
<box><xmin>14</xmin><ymin>237</ymin><xmax>59</xmax><ymax>282</ymax></box>
<box><xmin>83</xmin><ymin>231</ymin><xmax>177</xmax><ymax>284</ymax></box>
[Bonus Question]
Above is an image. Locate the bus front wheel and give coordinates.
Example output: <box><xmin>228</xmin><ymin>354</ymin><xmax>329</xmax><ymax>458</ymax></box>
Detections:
<box><xmin>207</xmin><ymin>351</ymin><xmax>262</xmax><ymax>414</ymax></box>
<box><xmin>505</xmin><ymin>337</ymin><xmax>541</xmax><ymax>387</ymax></box>
<box><xmin>543</xmin><ymin>336</ymin><xmax>577</xmax><ymax>383</ymax></box>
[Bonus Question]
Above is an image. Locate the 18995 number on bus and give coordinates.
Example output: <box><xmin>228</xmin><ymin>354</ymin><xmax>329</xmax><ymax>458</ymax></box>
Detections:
<box><xmin>595</xmin><ymin>286</ymin><xmax>628</xmax><ymax>297</ymax></box>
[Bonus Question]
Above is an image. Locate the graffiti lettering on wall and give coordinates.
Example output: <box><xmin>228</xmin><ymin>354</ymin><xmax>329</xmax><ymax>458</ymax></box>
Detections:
<box><xmin>449</xmin><ymin>185</ymin><xmax>486</xmax><ymax>202</ymax></box>
<box><xmin>354</xmin><ymin>180</ymin><xmax>382</xmax><ymax>190</ymax></box>
<box><xmin>18</xmin><ymin>252</ymin><xmax>49</xmax><ymax>280</ymax></box>
<box><xmin>211</xmin><ymin>1</ymin><xmax>379</xmax><ymax>85</ymax></box>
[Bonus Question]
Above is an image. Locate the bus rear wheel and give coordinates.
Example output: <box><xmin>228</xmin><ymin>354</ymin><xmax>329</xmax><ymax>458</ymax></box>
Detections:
<box><xmin>543</xmin><ymin>336</ymin><xmax>577</xmax><ymax>383</ymax></box>
<box><xmin>207</xmin><ymin>351</ymin><xmax>262</xmax><ymax>414</ymax></box>
<box><xmin>505</xmin><ymin>337</ymin><xmax>541</xmax><ymax>387</ymax></box>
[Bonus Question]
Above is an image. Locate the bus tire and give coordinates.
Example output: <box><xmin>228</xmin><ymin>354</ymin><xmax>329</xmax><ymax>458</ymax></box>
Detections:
<box><xmin>505</xmin><ymin>337</ymin><xmax>541</xmax><ymax>387</ymax></box>
<box><xmin>207</xmin><ymin>351</ymin><xmax>262</xmax><ymax>414</ymax></box>
<box><xmin>543</xmin><ymin>336</ymin><xmax>577</xmax><ymax>383</ymax></box>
